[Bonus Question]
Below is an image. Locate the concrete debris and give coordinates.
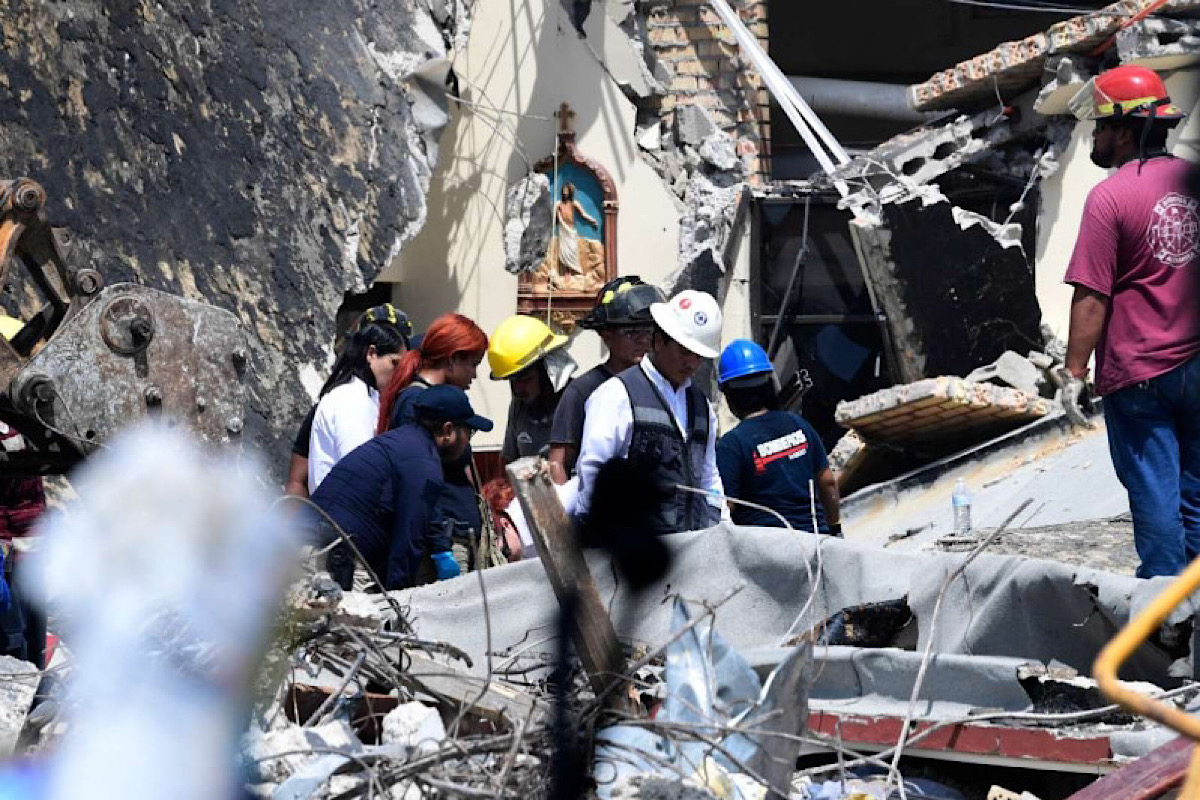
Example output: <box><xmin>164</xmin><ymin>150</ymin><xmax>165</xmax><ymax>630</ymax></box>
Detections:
<box><xmin>909</xmin><ymin>0</ymin><xmax>1200</xmax><ymax>112</ymax></box>
<box><xmin>849</xmin><ymin>198</ymin><xmax>1043</xmax><ymax>383</ymax></box>
<box><xmin>827</xmin><ymin>429</ymin><xmax>869</xmax><ymax>489</ymax></box>
<box><xmin>1117</xmin><ymin>16</ymin><xmax>1200</xmax><ymax>69</ymax></box>
<box><xmin>243</xmin><ymin>720</ymin><xmax>361</xmax><ymax>784</ymax></box>
<box><xmin>835</xmin><ymin>376</ymin><xmax>1050</xmax><ymax>447</ymax></box>
<box><xmin>1034</xmin><ymin>56</ymin><xmax>1094</xmax><ymax>116</ymax></box>
<box><xmin>674</xmin><ymin>105</ymin><xmax>720</xmax><ymax>148</ymax></box>
<box><xmin>966</xmin><ymin>351</ymin><xmax>1047</xmax><ymax>397</ymax></box>
<box><xmin>504</xmin><ymin>172</ymin><xmax>553</xmax><ymax>275</ymax></box>
<box><xmin>380</xmin><ymin>702</ymin><xmax>445</xmax><ymax>752</ymax></box>
<box><xmin>0</xmin><ymin>655</ymin><xmax>39</xmax><ymax>756</ymax></box>
<box><xmin>697</xmin><ymin>132</ymin><xmax>740</xmax><ymax>172</ymax></box>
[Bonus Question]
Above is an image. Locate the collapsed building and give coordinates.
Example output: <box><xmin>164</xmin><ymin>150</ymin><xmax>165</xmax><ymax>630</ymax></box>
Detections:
<box><xmin>4</xmin><ymin>0</ymin><xmax>1199</xmax><ymax>487</ymax></box>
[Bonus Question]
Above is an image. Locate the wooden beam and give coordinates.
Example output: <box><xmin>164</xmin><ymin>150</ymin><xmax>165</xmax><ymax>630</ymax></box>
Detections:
<box><xmin>506</xmin><ymin>456</ymin><xmax>630</xmax><ymax>706</ymax></box>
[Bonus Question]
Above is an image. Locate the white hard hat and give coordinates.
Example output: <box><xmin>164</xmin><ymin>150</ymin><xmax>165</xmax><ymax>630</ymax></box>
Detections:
<box><xmin>649</xmin><ymin>290</ymin><xmax>723</xmax><ymax>358</ymax></box>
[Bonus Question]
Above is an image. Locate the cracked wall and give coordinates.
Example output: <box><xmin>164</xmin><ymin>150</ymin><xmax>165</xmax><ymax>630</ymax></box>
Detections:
<box><xmin>397</xmin><ymin>0</ymin><xmax>762</xmax><ymax>445</ymax></box>
<box><xmin>0</xmin><ymin>0</ymin><xmax>471</xmax><ymax>473</ymax></box>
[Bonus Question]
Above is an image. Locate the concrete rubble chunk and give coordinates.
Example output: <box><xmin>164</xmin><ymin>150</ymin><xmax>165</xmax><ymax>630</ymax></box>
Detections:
<box><xmin>827</xmin><ymin>429</ymin><xmax>869</xmax><ymax>490</ymax></box>
<box><xmin>674</xmin><ymin>104</ymin><xmax>720</xmax><ymax>148</ymax></box>
<box><xmin>336</xmin><ymin>591</ymin><xmax>389</xmax><ymax>625</ymax></box>
<box><xmin>504</xmin><ymin>172</ymin><xmax>553</xmax><ymax>275</ymax></box>
<box><xmin>835</xmin><ymin>377</ymin><xmax>1050</xmax><ymax>446</ymax></box>
<box><xmin>697</xmin><ymin>131</ymin><xmax>739</xmax><ymax>171</ymax></box>
<box><xmin>1033</xmin><ymin>55</ymin><xmax>1093</xmax><ymax>116</ymax></box>
<box><xmin>380</xmin><ymin>702</ymin><xmax>446</xmax><ymax>752</ymax></box>
<box><xmin>966</xmin><ymin>351</ymin><xmax>1045</xmax><ymax>396</ymax></box>
<box><xmin>0</xmin><ymin>655</ymin><xmax>39</xmax><ymax>756</ymax></box>
<box><xmin>243</xmin><ymin>720</ymin><xmax>360</xmax><ymax>784</ymax></box>
<box><xmin>1117</xmin><ymin>16</ymin><xmax>1200</xmax><ymax>69</ymax></box>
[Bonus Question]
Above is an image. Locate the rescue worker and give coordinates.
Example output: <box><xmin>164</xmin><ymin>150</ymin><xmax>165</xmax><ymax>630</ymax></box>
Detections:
<box><xmin>288</xmin><ymin>305</ymin><xmax>414</xmax><ymax>497</ymax></box>
<box><xmin>307</xmin><ymin>304</ymin><xmax>412</xmax><ymax>493</ymax></box>
<box><xmin>488</xmin><ymin>314</ymin><xmax>577</xmax><ymax>464</ymax></box>
<box><xmin>377</xmin><ymin>313</ymin><xmax>489</xmax><ymax>547</ymax></box>
<box><xmin>311</xmin><ymin>384</ymin><xmax>493</xmax><ymax>590</ymax></box>
<box><xmin>715</xmin><ymin>339</ymin><xmax>841</xmax><ymax>535</ymax></box>
<box><xmin>575</xmin><ymin>289</ymin><xmax>727</xmax><ymax>532</ymax></box>
<box><xmin>1063</xmin><ymin>65</ymin><xmax>1200</xmax><ymax>578</ymax></box>
<box><xmin>547</xmin><ymin>276</ymin><xmax>665</xmax><ymax>482</ymax></box>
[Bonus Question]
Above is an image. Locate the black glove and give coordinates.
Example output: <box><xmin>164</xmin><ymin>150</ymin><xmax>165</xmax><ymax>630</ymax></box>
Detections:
<box><xmin>827</xmin><ymin>522</ymin><xmax>843</xmax><ymax>538</ymax></box>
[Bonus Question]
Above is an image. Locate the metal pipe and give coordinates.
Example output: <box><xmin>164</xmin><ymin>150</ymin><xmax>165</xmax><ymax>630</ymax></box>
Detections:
<box><xmin>788</xmin><ymin>76</ymin><xmax>943</xmax><ymax>124</ymax></box>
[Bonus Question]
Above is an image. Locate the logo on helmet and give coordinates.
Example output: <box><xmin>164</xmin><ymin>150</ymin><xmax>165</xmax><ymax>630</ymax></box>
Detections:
<box><xmin>694</xmin><ymin>311</ymin><xmax>708</xmax><ymax>326</ymax></box>
<box><xmin>678</xmin><ymin>297</ymin><xmax>692</xmax><ymax>310</ymax></box>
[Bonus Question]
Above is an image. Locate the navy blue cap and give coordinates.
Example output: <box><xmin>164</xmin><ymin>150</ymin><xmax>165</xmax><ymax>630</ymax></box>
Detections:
<box><xmin>414</xmin><ymin>384</ymin><xmax>494</xmax><ymax>432</ymax></box>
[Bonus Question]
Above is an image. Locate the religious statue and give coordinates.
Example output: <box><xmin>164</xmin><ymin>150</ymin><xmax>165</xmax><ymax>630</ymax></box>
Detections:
<box><xmin>517</xmin><ymin>102</ymin><xmax>618</xmax><ymax>327</ymax></box>
<box><xmin>535</xmin><ymin>180</ymin><xmax>605</xmax><ymax>293</ymax></box>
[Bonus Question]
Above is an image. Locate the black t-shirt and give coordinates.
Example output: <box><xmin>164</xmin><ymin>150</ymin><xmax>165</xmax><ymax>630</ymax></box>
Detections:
<box><xmin>716</xmin><ymin>410</ymin><xmax>830</xmax><ymax>533</ymax></box>
<box><xmin>502</xmin><ymin>391</ymin><xmax>563</xmax><ymax>463</ymax></box>
<box><xmin>548</xmin><ymin>365</ymin><xmax>613</xmax><ymax>477</ymax></box>
<box><xmin>292</xmin><ymin>405</ymin><xmax>318</xmax><ymax>458</ymax></box>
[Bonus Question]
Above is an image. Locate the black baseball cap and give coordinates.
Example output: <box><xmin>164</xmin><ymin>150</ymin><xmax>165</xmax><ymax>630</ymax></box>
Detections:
<box><xmin>414</xmin><ymin>385</ymin><xmax>494</xmax><ymax>432</ymax></box>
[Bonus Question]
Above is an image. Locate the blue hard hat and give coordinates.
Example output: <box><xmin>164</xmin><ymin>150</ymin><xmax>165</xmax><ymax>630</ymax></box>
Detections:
<box><xmin>717</xmin><ymin>339</ymin><xmax>773</xmax><ymax>385</ymax></box>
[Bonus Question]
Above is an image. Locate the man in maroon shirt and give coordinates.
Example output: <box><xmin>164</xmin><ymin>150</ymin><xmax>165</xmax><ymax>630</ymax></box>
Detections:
<box><xmin>1064</xmin><ymin>65</ymin><xmax>1200</xmax><ymax>578</ymax></box>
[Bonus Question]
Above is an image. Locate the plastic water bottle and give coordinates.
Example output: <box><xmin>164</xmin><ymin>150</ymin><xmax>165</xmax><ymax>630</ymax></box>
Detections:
<box><xmin>952</xmin><ymin>478</ymin><xmax>972</xmax><ymax>537</ymax></box>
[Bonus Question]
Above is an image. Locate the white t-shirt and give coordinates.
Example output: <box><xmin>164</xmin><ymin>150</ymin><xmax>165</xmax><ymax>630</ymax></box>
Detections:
<box><xmin>307</xmin><ymin>376</ymin><xmax>380</xmax><ymax>493</ymax></box>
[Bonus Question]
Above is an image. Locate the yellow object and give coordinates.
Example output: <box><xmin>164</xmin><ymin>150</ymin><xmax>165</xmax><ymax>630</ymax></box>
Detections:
<box><xmin>487</xmin><ymin>315</ymin><xmax>568</xmax><ymax>380</ymax></box>
<box><xmin>1093</xmin><ymin>555</ymin><xmax>1200</xmax><ymax>798</ymax></box>
<box><xmin>0</xmin><ymin>315</ymin><xmax>23</xmax><ymax>342</ymax></box>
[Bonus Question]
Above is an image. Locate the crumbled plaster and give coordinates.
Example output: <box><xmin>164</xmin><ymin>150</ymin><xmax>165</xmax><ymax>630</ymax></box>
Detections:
<box><xmin>504</xmin><ymin>172</ymin><xmax>552</xmax><ymax>275</ymax></box>
<box><xmin>1118</xmin><ymin>16</ymin><xmax>1200</xmax><ymax>70</ymax></box>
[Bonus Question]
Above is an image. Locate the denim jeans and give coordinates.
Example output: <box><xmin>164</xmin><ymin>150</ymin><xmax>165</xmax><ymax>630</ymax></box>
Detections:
<box><xmin>1105</xmin><ymin>353</ymin><xmax>1200</xmax><ymax>578</ymax></box>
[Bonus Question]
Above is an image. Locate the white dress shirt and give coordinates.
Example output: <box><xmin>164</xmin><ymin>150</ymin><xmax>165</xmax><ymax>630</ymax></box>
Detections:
<box><xmin>307</xmin><ymin>376</ymin><xmax>380</xmax><ymax>493</ymax></box>
<box><xmin>575</xmin><ymin>357</ymin><xmax>727</xmax><ymax>520</ymax></box>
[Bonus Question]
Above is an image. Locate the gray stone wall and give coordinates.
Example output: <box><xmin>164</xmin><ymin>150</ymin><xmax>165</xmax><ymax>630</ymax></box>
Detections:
<box><xmin>0</xmin><ymin>0</ymin><xmax>470</xmax><ymax>475</ymax></box>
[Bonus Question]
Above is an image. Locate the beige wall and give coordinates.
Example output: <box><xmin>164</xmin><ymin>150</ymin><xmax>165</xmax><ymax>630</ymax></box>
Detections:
<box><xmin>379</xmin><ymin>0</ymin><xmax>683</xmax><ymax>450</ymax></box>
<box><xmin>1035</xmin><ymin>67</ymin><xmax>1200</xmax><ymax>344</ymax></box>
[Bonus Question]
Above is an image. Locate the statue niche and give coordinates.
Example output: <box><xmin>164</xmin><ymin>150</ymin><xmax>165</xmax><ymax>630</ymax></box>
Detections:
<box><xmin>517</xmin><ymin>103</ymin><xmax>617</xmax><ymax>324</ymax></box>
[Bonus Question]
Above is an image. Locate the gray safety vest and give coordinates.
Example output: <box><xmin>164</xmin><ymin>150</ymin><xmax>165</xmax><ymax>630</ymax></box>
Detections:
<box><xmin>617</xmin><ymin>365</ymin><xmax>720</xmax><ymax>534</ymax></box>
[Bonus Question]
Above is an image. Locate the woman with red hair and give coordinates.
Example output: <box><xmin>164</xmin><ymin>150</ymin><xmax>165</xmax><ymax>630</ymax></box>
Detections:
<box><xmin>377</xmin><ymin>313</ymin><xmax>489</xmax><ymax>559</ymax></box>
<box><xmin>378</xmin><ymin>313</ymin><xmax>489</xmax><ymax>432</ymax></box>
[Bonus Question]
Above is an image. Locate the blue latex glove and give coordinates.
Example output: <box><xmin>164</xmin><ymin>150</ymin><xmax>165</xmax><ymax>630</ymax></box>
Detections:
<box><xmin>0</xmin><ymin>550</ymin><xmax>10</xmax><ymax>612</ymax></box>
<box><xmin>431</xmin><ymin>551</ymin><xmax>460</xmax><ymax>581</ymax></box>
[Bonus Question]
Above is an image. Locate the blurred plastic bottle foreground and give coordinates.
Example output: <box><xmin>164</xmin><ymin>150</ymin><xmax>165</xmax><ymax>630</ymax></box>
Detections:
<box><xmin>8</xmin><ymin>424</ymin><xmax>302</xmax><ymax>800</ymax></box>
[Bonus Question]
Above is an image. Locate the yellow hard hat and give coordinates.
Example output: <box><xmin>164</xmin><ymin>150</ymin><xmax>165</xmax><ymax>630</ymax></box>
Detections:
<box><xmin>0</xmin><ymin>316</ymin><xmax>23</xmax><ymax>342</ymax></box>
<box><xmin>488</xmin><ymin>315</ymin><xmax>569</xmax><ymax>380</ymax></box>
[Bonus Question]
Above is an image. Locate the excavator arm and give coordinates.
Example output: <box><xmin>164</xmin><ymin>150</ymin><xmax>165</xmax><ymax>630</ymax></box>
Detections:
<box><xmin>0</xmin><ymin>178</ymin><xmax>249</xmax><ymax>475</ymax></box>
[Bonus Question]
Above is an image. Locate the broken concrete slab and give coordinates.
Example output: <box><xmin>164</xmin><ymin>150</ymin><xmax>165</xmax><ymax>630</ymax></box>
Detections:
<box><xmin>835</xmin><ymin>377</ymin><xmax>1050</xmax><ymax>446</ymax></box>
<box><xmin>909</xmin><ymin>33</ymin><xmax>1047</xmax><ymax>113</ymax></box>
<box><xmin>0</xmin><ymin>655</ymin><xmax>39</xmax><ymax>755</ymax></box>
<box><xmin>849</xmin><ymin>198</ymin><xmax>1044</xmax><ymax>383</ymax></box>
<box><xmin>966</xmin><ymin>351</ymin><xmax>1045</xmax><ymax>396</ymax></box>
<box><xmin>1118</xmin><ymin>16</ymin><xmax>1200</xmax><ymax>70</ymax></box>
<box><xmin>1034</xmin><ymin>55</ymin><xmax>1094</xmax><ymax>116</ymax></box>
<box><xmin>675</xmin><ymin>104</ymin><xmax>720</xmax><ymax>148</ymax></box>
<box><xmin>827</xmin><ymin>429</ymin><xmax>869</xmax><ymax>490</ymax></box>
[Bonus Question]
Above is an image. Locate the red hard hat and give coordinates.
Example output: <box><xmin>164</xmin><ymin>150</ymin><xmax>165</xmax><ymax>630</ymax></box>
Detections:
<box><xmin>1088</xmin><ymin>65</ymin><xmax>1185</xmax><ymax>120</ymax></box>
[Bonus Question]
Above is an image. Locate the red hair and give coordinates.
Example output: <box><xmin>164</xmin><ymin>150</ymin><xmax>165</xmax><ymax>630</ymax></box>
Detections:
<box><xmin>377</xmin><ymin>313</ymin><xmax>488</xmax><ymax>432</ymax></box>
<box><xmin>481</xmin><ymin>478</ymin><xmax>515</xmax><ymax>517</ymax></box>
